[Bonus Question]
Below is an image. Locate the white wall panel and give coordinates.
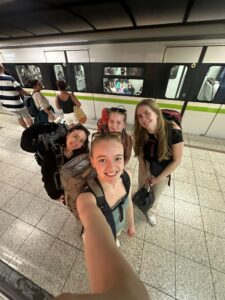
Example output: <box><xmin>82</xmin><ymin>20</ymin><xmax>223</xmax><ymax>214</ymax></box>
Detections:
<box><xmin>203</xmin><ymin>46</ymin><xmax>225</xmax><ymax>63</ymax></box>
<box><xmin>164</xmin><ymin>47</ymin><xmax>203</xmax><ymax>63</ymax></box>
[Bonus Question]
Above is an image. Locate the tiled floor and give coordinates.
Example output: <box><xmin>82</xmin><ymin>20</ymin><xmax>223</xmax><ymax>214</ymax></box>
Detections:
<box><xmin>0</xmin><ymin>113</ymin><xmax>225</xmax><ymax>299</ymax></box>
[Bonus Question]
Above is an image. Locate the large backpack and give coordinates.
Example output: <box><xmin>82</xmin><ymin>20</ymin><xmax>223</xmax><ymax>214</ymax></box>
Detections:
<box><xmin>23</xmin><ymin>95</ymin><xmax>39</xmax><ymax>117</ymax></box>
<box><xmin>60</xmin><ymin>153</ymin><xmax>96</xmax><ymax>217</ymax></box>
<box><xmin>20</xmin><ymin>122</ymin><xmax>67</xmax><ymax>166</ymax></box>
<box><xmin>162</xmin><ymin>109</ymin><xmax>182</xmax><ymax>128</ymax></box>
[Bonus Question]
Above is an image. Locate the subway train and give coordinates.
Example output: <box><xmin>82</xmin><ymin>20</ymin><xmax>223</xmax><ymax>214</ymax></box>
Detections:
<box><xmin>1</xmin><ymin>39</ymin><xmax>225</xmax><ymax>138</ymax></box>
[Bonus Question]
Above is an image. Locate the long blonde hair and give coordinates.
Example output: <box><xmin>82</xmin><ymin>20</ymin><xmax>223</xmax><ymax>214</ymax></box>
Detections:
<box><xmin>133</xmin><ymin>99</ymin><xmax>171</xmax><ymax>161</ymax></box>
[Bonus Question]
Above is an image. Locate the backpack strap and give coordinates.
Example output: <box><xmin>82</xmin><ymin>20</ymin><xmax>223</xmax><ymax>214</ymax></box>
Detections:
<box><xmin>86</xmin><ymin>171</ymin><xmax>131</xmax><ymax>240</ymax></box>
<box><xmin>87</xmin><ymin>177</ymin><xmax>117</xmax><ymax>239</ymax></box>
<box><xmin>121</xmin><ymin>170</ymin><xmax>130</xmax><ymax>195</ymax></box>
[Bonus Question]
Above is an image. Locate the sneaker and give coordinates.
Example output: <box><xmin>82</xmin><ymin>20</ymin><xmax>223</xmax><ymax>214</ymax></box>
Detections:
<box><xmin>116</xmin><ymin>238</ymin><xmax>120</xmax><ymax>247</ymax></box>
<box><xmin>147</xmin><ymin>214</ymin><xmax>157</xmax><ymax>226</ymax></box>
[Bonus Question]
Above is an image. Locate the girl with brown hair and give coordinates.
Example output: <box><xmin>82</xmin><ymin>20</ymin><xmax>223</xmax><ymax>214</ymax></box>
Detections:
<box><xmin>133</xmin><ymin>99</ymin><xmax>184</xmax><ymax>225</ymax></box>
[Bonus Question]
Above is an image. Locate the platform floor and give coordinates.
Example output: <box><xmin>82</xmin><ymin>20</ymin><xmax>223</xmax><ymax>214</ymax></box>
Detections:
<box><xmin>0</xmin><ymin>113</ymin><xmax>225</xmax><ymax>299</ymax></box>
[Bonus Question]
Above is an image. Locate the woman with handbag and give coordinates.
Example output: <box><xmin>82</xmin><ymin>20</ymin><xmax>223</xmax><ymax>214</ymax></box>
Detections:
<box><xmin>30</xmin><ymin>79</ymin><xmax>58</xmax><ymax>123</ymax></box>
<box><xmin>55</xmin><ymin>80</ymin><xmax>82</xmax><ymax>127</ymax></box>
<box><xmin>133</xmin><ymin>99</ymin><xmax>184</xmax><ymax>226</ymax></box>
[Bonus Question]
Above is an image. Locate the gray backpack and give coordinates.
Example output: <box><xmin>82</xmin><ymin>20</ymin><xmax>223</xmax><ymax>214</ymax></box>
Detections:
<box><xmin>60</xmin><ymin>153</ymin><xmax>96</xmax><ymax>217</ymax></box>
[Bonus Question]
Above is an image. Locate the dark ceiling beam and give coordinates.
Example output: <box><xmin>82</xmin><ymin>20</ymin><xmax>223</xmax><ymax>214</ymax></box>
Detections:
<box><xmin>0</xmin><ymin>22</ymin><xmax>36</xmax><ymax>37</ymax></box>
<box><xmin>1</xmin><ymin>18</ymin><xmax>225</xmax><ymax>44</ymax></box>
<box><xmin>38</xmin><ymin>0</ymin><xmax>97</xmax><ymax>30</ymax></box>
<box><xmin>120</xmin><ymin>0</ymin><xmax>137</xmax><ymax>27</ymax></box>
<box><xmin>183</xmin><ymin>0</ymin><xmax>196</xmax><ymax>23</ymax></box>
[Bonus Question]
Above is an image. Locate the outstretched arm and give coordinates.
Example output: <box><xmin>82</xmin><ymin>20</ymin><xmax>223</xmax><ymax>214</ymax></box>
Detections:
<box><xmin>54</xmin><ymin>193</ymin><xmax>149</xmax><ymax>300</ymax></box>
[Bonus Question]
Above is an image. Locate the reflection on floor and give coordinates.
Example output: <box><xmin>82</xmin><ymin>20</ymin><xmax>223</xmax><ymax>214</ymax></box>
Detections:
<box><xmin>0</xmin><ymin>113</ymin><xmax>225</xmax><ymax>299</ymax></box>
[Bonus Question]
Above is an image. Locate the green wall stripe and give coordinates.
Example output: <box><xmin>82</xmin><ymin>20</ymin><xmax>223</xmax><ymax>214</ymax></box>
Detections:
<box><xmin>42</xmin><ymin>92</ymin><xmax>225</xmax><ymax>114</ymax></box>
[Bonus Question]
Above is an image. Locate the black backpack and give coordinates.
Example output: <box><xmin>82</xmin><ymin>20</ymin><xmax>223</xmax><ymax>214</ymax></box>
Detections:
<box><xmin>23</xmin><ymin>95</ymin><xmax>39</xmax><ymax>117</ymax></box>
<box><xmin>162</xmin><ymin>109</ymin><xmax>182</xmax><ymax>128</ymax></box>
<box><xmin>20</xmin><ymin>122</ymin><xmax>67</xmax><ymax>166</ymax></box>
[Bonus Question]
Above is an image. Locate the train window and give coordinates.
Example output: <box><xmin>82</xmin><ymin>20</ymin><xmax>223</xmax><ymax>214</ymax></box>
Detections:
<box><xmin>54</xmin><ymin>65</ymin><xmax>65</xmax><ymax>81</ymax></box>
<box><xmin>197</xmin><ymin>66</ymin><xmax>224</xmax><ymax>102</ymax></box>
<box><xmin>15</xmin><ymin>65</ymin><xmax>42</xmax><ymax>87</ymax></box>
<box><xmin>74</xmin><ymin>65</ymin><xmax>86</xmax><ymax>92</ymax></box>
<box><xmin>103</xmin><ymin>78</ymin><xmax>143</xmax><ymax>96</ymax></box>
<box><xmin>165</xmin><ymin>65</ymin><xmax>188</xmax><ymax>99</ymax></box>
<box><xmin>104</xmin><ymin>67</ymin><xmax>143</xmax><ymax>77</ymax></box>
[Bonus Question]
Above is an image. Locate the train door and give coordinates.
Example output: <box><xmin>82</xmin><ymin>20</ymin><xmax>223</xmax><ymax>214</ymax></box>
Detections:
<box><xmin>162</xmin><ymin>46</ymin><xmax>223</xmax><ymax>136</ymax></box>
<box><xmin>44</xmin><ymin>50</ymin><xmax>96</xmax><ymax>120</ymax></box>
<box><xmin>199</xmin><ymin>46</ymin><xmax>225</xmax><ymax>139</ymax></box>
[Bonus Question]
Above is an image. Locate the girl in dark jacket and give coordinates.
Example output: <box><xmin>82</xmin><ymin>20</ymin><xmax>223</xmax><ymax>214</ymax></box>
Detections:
<box><xmin>21</xmin><ymin>123</ymin><xmax>90</xmax><ymax>202</ymax></box>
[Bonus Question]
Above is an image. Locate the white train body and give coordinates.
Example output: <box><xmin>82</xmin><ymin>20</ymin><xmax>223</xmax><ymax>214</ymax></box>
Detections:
<box><xmin>1</xmin><ymin>39</ymin><xmax>225</xmax><ymax>138</ymax></box>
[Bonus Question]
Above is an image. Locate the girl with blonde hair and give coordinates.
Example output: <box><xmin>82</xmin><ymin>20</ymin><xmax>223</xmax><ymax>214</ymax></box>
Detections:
<box><xmin>133</xmin><ymin>99</ymin><xmax>184</xmax><ymax>225</ymax></box>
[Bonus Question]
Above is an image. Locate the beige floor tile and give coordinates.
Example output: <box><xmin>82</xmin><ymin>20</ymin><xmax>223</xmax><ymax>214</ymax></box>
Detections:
<box><xmin>0</xmin><ymin>161</ymin><xmax>10</xmax><ymax>173</ymax></box>
<box><xmin>2</xmin><ymin>190</ymin><xmax>33</xmax><ymax>217</ymax></box>
<box><xmin>198</xmin><ymin>186</ymin><xmax>225</xmax><ymax>212</ymax></box>
<box><xmin>0</xmin><ymin>209</ymin><xmax>15</xmax><ymax>236</ymax></box>
<box><xmin>209</xmin><ymin>151</ymin><xmax>225</xmax><ymax>163</ymax></box>
<box><xmin>174</xmin><ymin>181</ymin><xmax>199</xmax><ymax>204</ymax></box>
<box><xmin>217</xmin><ymin>176</ymin><xmax>225</xmax><ymax>193</ymax></box>
<box><xmin>140</xmin><ymin>242</ymin><xmax>175</xmax><ymax>297</ymax></box>
<box><xmin>175</xmin><ymin>198</ymin><xmax>203</xmax><ymax>230</ymax></box>
<box><xmin>212</xmin><ymin>161</ymin><xmax>225</xmax><ymax>177</ymax></box>
<box><xmin>176</xmin><ymin>255</ymin><xmax>215</xmax><ymax>300</ymax></box>
<box><xmin>174</xmin><ymin>167</ymin><xmax>196</xmax><ymax>185</ymax></box>
<box><xmin>212</xmin><ymin>270</ymin><xmax>225</xmax><ymax>300</ymax></box>
<box><xmin>206</xmin><ymin>233</ymin><xmax>225</xmax><ymax>274</ymax></box>
<box><xmin>12</xmin><ymin>228</ymin><xmax>54</xmax><ymax>279</ymax></box>
<box><xmin>57</xmin><ymin>214</ymin><xmax>83</xmax><ymax>250</ymax></box>
<box><xmin>132</xmin><ymin>206</ymin><xmax>147</xmax><ymax>240</ymax></box>
<box><xmin>145</xmin><ymin>284</ymin><xmax>175</xmax><ymax>300</ymax></box>
<box><xmin>21</xmin><ymin>173</ymin><xmax>43</xmax><ymax>195</ymax></box>
<box><xmin>192</xmin><ymin>158</ymin><xmax>215</xmax><ymax>174</ymax></box>
<box><xmin>0</xmin><ymin>165</ymin><xmax>35</xmax><ymax>189</ymax></box>
<box><xmin>175</xmin><ymin>223</ymin><xmax>209</xmax><ymax>266</ymax></box>
<box><xmin>37</xmin><ymin>204</ymin><xmax>70</xmax><ymax>237</ymax></box>
<box><xmin>145</xmin><ymin>216</ymin><xmax>175</xmax><ymax>252</ymax></box>
<box><xmin>202</xmin><ymin>207</ymin><xmax>225</xmax><ymax>239</ymax></box>
<box><xmin>37</xmin><ymin>187</ymin><xmax>53</xmax><ymax>202</ymax></box>
<box><xmin>0</xmin><ymin>181</ymin><xmax>19</xmax><ymax>208</ymax></box>
<box><xmin>155</xmin><ymin>195</ymin><xmax>174</xmax><ymax>221</ymax></box>
<box><xmin>162</xmin><ymin>181</ymin><xmax>174</xmax><ymax>198</ymax></box>
<box><xmin>190</xmin><ymin>148</ymin><xmax>211</xmax><ymax>160</ymax></box>
<box><xmin>62</xmin><ymin>252</ymin><xmax>89</xmax><ymax>295</ymax></box>
<box><xmin>179</xmin><ymin>156</ymin><xmax>193</xmax><ymax>169</ymax></box>
<box><xmin>120</xmin><ymin>233</ymin><xmax>144</xmax><ymax>275</ymax></box>
<box><xmin>195</xmin><ymin>171</ymin><xmax>220</xmax><ymax>191</ymax></box>
<box><xmin>0</xmin><ymin>219</ymin><xmax>34</xmax><ymax>262</ymax></box>
<box><xmin>19</xmin><ymin>197</ymin><xmax>52</xmax><ymax>226</ymax></box>
<box><xmin>32</xmin><ymin>239</ymin><xmax>79</xmax><ymax>296</ymax></box>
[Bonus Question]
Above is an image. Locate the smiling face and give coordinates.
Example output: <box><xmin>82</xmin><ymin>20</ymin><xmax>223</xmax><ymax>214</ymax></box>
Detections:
<box><xmin>108</xmin><ymin>112</ymin><xmax>125</xmax><ymax>132</ymax></box>
<box><xmin>136</xmin><ymin>105</ymin><xmax>158</xmax><ymax>133</ymax></box>
<box><xmin>91</xmin><ymin>139</ymin><xmax>124</xmax><ymax>184</ymax></box>
<box><xmin>66</xmin><ymin>129</ymin><xmax>87</xmax><ymax>152</ymax></box>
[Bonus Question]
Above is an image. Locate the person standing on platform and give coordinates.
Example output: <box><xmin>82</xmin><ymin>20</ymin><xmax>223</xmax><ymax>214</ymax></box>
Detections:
<box><xmin>133</xmin><ymin>99</ymin><xmax>183</xmax><ymax>226</ymax></box>
<box><xmin>0</xmin><ymin>63</ymin><xmax>32</xmax><ymax>129</ymax></box>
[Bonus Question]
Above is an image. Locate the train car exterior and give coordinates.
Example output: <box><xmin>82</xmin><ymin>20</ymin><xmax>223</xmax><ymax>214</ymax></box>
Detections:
<box><xmin>1</xmin><ymin>40</ymin><xmax>225</xmax><ymax>138</ymax></box>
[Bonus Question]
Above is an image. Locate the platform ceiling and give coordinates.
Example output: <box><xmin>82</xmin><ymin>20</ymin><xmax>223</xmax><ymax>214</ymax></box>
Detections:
<box><xmin>0</xmin><ymin>0</ymin><xmax>225</xmax><ymax>45</ymax></box>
